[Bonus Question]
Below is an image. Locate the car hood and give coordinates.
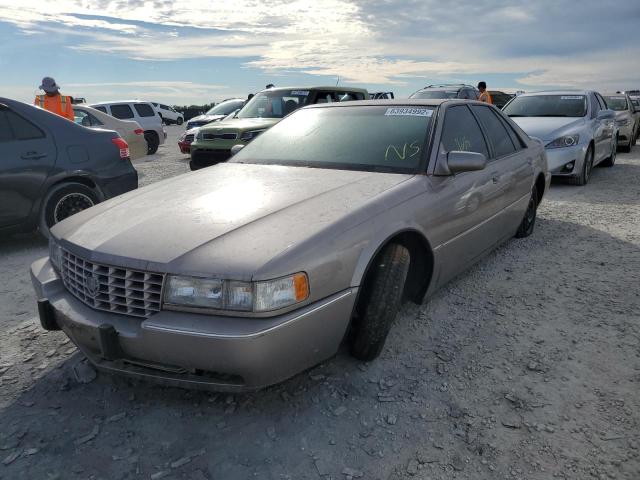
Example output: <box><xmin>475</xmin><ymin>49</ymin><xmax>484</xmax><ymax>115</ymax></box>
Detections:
<box><xmin>199</xmin><ymin>117</ymin><xmax>280</xmax><ymax>133</ymax></box>
<box><xmin>188</xmin><ymin>114</ymin><xmax>226</xmax><ymax>124</ymax></box>
<box><xmin>53</xmin><ymin>163</ymin><xmax>413</xmax><ymax>279</ymax></box>
<box><xmin>511</xmin><ymin>117</ymin><xmax>585</xmax><ymax>142</ymax></box>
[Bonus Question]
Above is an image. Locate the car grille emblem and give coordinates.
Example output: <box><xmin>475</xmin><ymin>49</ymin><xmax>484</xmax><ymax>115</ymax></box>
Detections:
<box><xmin>84</xmin><ymin>273</ymin><xmax>100</xmax><ymax>298</ymax></box>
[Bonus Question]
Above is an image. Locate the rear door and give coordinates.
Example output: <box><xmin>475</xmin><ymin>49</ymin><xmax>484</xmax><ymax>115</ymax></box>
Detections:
<box><xmin>0</xmin><ymin>106</ymin><xmax>56</xmax><ymax>227</ymax></box>
<box><xmin>589</xmin><ymin>93</ymin><xmax>607</xmax><ymax>159</ymax></box>
<box><xmin>428</xmin><ymin>105</ymin><xmax>505</xmax><ymax>284</ymax></box>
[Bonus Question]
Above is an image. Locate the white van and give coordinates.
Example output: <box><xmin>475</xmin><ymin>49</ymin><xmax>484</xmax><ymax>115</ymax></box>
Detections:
<box><xmin>90</xmin><ymin>101</ymin><xmax>166</xmax><ymax>155</ymax></box>
<box><xmin>151</xmin><ymin>102</ymin><xmax>184</xmax><ymax>125</ymax></box>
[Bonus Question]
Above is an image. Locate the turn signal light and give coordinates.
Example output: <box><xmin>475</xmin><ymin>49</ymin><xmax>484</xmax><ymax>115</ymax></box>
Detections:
<box><xmin>134</xmin><ymin>128</ymin><xmax>144</xmax><ymax>135</ymax></box>
<box><xmin>111</xmin><ymin>137</ymin><xmax>130</xmax><ymax>159</ymax></box>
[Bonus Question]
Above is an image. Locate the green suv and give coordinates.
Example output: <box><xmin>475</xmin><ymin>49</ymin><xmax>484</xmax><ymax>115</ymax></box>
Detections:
<box><xmin>189</xmin><ymin>86</ymin><xmax>368</xmax><ymax>170</ymax></box>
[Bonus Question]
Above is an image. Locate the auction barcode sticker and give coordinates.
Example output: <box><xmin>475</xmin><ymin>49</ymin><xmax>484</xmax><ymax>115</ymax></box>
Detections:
<box><xmin>560</xmin><ymin>96</ymin><xmax>583</xmax><ymax>100</ymax></box>
<box><xmin>290</xmin><ymin>90</ymin><xmax>309</xmax><ymax>96</ymax></box>
<box><xmin>385</xmin><ymin>107</ymin><xmax>433</xmax><ymax>117</ymax></box>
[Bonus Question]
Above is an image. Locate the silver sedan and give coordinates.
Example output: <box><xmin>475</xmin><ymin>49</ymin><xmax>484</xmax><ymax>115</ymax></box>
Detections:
<box><xmin>32</xmin><ymin>100</ymin><xmax>549</xmax><ymax>390</ymax></box>
<box><xmin>503</xmin><ymin>90</ymin><xmax>618</xmax><ymax>185</ymax></box>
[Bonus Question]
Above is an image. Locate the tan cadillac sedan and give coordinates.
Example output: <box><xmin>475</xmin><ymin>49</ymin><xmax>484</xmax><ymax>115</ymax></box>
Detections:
<box><xmin>73</xmin><ymin>105</ymin><xmax>148</xmax><ymax>160</ymax></box>
<box><xmin>32</xmin><ymin>100</ymin><xmax>549</xmax><ymax>391</ymax></box>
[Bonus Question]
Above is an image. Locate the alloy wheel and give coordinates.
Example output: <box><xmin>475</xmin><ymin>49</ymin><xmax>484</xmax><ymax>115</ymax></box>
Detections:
<box><xmin>53</xmin><ymin>193</ymin><xmax>95</xmax><ymax>223</ymax></box>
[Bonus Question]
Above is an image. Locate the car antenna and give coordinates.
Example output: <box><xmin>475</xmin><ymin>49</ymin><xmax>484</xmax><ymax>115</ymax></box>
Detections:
<box><xmin>336</xmin><ymin>76</ymin><xmax>340</xmax><ymax>86</ymax></box>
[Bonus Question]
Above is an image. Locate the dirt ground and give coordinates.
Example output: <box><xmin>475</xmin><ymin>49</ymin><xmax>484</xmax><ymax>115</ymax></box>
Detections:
<box><xmin>1</xmin><ymin>126</ymin><xmax>638</xmax><ymax>480</ymax></box>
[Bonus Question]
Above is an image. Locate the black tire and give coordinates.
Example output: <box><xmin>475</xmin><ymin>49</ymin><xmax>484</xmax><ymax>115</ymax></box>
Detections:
<box><xmin>601</xmin><ymin>137</ymin><xmax>618</xmax><ymax>167</ymax></box>
<box><xmin>620</xmin><ymin>140</ymin><xmax>632</xmax><ymax>153</ymax></box>
<box><xmin>568</xmin><ymin>145</ymin><xmax>593</xmax><ymax>185</ymax></box>
<box><xmin>177</xmin><ymin>117</ymin><xmax>184</xmax><ymax>125</ymax></box>
<box><xmin>39</xmin><ymin>183</ymin><xmax>99</xmax><ymax>238</ymax></box>
<box><xmin>515</xmin><ymin>185</ymin><xmax>538</xmax><ymax>238</ymax></box>
<box><xmin>350</xmin><ymin>243</ymin><xmax>410</xmax><ymax>361</ymax></box>
<box><xmin>145</xmin><ymin>131</ymin><xmax>159</xmax><ymax>155</ymax></box>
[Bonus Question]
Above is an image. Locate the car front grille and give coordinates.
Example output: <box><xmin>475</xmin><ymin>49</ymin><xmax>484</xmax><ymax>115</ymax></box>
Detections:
<box><xmin>202</xmin><ymin>132</ymin><xmax>238</xmax><ymax>140</ymax></box>
<box><xmin>60</xmin><ymin>250</ymin><xmax>164</xmax><ymax>318</ymax></box>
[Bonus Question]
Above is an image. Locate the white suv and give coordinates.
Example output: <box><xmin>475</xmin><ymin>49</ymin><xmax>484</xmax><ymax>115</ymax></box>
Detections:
<box><xmin>152</xmin><ymin>102</ymin><xmax>184</xmax><ymax>125</ymax></box>
<box><xmin>90</xmin><ymin>101</ymin><xmax>167</xmax><ymax>154</ymax></box>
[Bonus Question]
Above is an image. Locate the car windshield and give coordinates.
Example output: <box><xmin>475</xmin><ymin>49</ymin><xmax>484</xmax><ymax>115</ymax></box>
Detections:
<box><xmin>237</xmin><ymin>90</ymin><xmax>310</xmax><ymax>119</ymax></box>
<box><xmin>503</xmin><ymin>95</ymin><xmax>587</xmax><ymax>117</ymax></box>
<box><xmin>206</xmin><ymin>100</ymin><xmax>244</xmax><ymax>116</ymax></box>
<box><xmin>231</xmin><ymin>105</ymin><xmax>434</xmax><ymax>174</ymax></box>
<box><xmin>603</xmin><ymin>96</ymin><xmax>628</xmax><ymax>111</ymax></box>
<box><xmin>410</xmin><ymin>89</ymin><xmax>458</xmax><ymax>99</ymax></box>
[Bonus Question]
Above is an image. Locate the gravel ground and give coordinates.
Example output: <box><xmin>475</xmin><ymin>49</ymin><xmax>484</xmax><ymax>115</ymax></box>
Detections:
<box><xmin>1</xmin><ymin>127</ymin><xmax>639</xmax><ymax>480</ymax></box>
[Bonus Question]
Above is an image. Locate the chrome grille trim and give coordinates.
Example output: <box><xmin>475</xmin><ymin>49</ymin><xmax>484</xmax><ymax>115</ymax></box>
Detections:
<box><xmin>202</xmin><ymin>132</ymin><xmax>238</xmax><ymax>140</ymax></box>
<box><xmin>60</xmin><ymin>250</ymin><xmax>164</xmax><ymax>318</ymax></box>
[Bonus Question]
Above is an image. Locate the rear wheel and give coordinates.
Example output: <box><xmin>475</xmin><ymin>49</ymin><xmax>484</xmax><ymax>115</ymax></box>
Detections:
<box><xmin>145</xmin><ymin>131</ymin><xmax>159</xmax><ymax>155</ymax></box>
<box><xmin>177</xmin><ymin>117</ymin><xmax>184</xmax><ymax>125</ymax></box>
<box><xmin>350</xmin><ymin>243</ymin><xmax>410</xmax><ymax>361</ymax></box>
<box><xmin>568</xmin><ymin>145</ymin><xmax>593</xmax><ymax>185</ymax></box>
<box><xmin>39</xmin><ymin>183</ymin><xmax>99</xmax><ymax>238</ymax></box>
<box><xmin>515</xmin><ymin>185</ymin><xmax>538</xmax><ymax>238</ymax></box>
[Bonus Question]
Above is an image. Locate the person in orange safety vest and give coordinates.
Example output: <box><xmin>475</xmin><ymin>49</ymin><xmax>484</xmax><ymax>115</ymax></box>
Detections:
<box><xmin>477</xmin><ymin>81</ymin><xmax>493</xmax><ymax>105</ymax></box>
<box><xmin>34</xmin><ymin>77</ymin><xmax>75</xmax><ymax>121</ymax></box>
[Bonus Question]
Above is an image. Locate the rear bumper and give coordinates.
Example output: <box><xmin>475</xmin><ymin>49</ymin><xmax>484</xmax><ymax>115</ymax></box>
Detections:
<box><xmin>99</xmin><ymin>168</ymin><xmax>138</xmax><ymax>199</ymax></box>
<box><xmin>30</xmin><ymin>257</ymin><xmax>357</xmax><ymax>391</ymax></box>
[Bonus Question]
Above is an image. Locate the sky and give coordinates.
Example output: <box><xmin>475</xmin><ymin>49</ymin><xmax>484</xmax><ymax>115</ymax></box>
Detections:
<box><xmin>1</xmin><ymin>0</ymin><xmax>639</xmax><ymax>106</ymax></box>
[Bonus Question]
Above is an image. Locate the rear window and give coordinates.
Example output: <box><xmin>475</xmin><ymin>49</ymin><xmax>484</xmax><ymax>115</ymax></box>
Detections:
<box><xmin>110</xmin><ymin>104</ymin><xmax>135</xmax><ymax>119</ymax></box>
<box><xmin>134</xmin><ymin>103</ymin><xmax>156</xmax><ymax>117</ymax></box>
<box><xmin>410</xmin><ymin>89</ymin><xmax>458</xmax><ymax>99</ymax></box>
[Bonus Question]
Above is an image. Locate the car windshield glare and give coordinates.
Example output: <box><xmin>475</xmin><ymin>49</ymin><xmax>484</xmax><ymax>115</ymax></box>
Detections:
<box><xmin>230</xmin><ymin>105</ymin><xmax>434</xmax><ymax>173</ymax></box>
<box><xmin>603</xmin><ymin>96</ymin><xmax>628</xmax><ymax>111</ymax></box>
<box><xmin>237</xmin><ymin>90</ymin><xmax>311</xmax><ymax>119</ymax></box>
<box><xmin>206</xmin><ymin>100</ymin><xmax>244</xmax><ymax>116</ymax></box>
<box><xmin>411</xmin><ymin>90</ymin><xmax>458</xmax><ymax>99</ymax></box>
<box><xmin>503</xmin><ymin>95</ymin><xmax>587</xmax><ymax>117</ymax></box>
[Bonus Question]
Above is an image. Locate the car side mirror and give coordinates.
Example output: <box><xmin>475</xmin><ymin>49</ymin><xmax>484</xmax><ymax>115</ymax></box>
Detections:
<box><xmin>597</xmin><ymin>109</ymin><xmax>615</xmax><ymax>120</ymax></box>
<box><xmin>230</xmin><ymin>144</ymin><xmax>245</xmax><ymax>156</ymax></box>
<box><xmin>446</xmin><ymin>151</ymin><xmax>487</xmax><ymax>174</ymax></box>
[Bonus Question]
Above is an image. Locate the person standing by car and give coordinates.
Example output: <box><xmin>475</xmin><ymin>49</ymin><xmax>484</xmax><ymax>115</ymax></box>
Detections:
<box><xmin>34</xmin><ymin>77</ymin><xmax>75</xmax><ymax>121</ymax></box>
<box><xmin>477</xmin><ymin>82</ymin><xmax>493</xmax><ymax>105</ymax></box>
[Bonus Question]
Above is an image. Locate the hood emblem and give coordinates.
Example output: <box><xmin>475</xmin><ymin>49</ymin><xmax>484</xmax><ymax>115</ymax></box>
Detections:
<box><xmin>85</xmin><ymin>273</ymin><xmax>100</xmax><ymax>298</ymax></box>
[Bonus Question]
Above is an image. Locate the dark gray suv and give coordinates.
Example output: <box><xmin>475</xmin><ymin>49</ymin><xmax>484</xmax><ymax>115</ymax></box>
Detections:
<box><xmin>410</xmin><ymin>84</ymin><xmax>480</xmax><ymax>100</ymax></box>
<box><xmin>0</xmin><ymin>98</ymin><xmax>138</xmax><ymax>238</ymax></box>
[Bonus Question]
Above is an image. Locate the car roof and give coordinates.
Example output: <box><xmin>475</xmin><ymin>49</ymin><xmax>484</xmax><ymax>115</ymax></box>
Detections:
<box><xmin>89</xmin><ymin>100</ymin><xmax>154</xmax><ymax>105</ymax></box>
<box><xmin>602</xmin><ymin>92</ymin><xmax>628</xmax><ymax>97</ymax></box>
<box><xmin>517</xmin><ymin>90</ymin><xmax>591</xmax><ymax>97</ymax></box>
<box><xmin>305</xmin><ymin>99</ymin><xmax>487</xmax><ymax>109</ymax></box>
<box><xmin>257</xmin><ymin>86</ymin><xmax>368</xmax><ymax>94</ymax></box>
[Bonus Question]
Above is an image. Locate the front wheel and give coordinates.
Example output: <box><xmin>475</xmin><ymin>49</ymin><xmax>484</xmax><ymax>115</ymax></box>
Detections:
<box><xmin>601</xmin><ymin>136</ymin><xmax>617</xmax><ymax>167</ymax></box>
<box><xmin>39</xmin><ymin>183</ymin><xmax>99</xmax><ymax>238</ymax></box>
<box><xmin>515</xmin><ymin>185</ymin><xmax>538</xmax><ymax>238</ymax></box>
<box><xmin>568</xmin><ymin>145</ymin><xmax>593</xmax><ymax>185</ymax></box>
<box><xmin>350</xmin><ymin>243</ymin><xmax>410</xmax><ymax>361</ymax></box>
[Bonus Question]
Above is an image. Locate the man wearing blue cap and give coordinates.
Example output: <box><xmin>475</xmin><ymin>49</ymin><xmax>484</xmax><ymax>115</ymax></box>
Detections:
<box><xmin>34</xmin><ymin>77</ymin><xmax>75</xmax><ymax>121</ymax></box>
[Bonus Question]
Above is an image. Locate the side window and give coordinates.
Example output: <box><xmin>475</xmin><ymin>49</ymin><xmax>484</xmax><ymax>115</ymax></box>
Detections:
<box><xmin>74</xmin><ymin>109</ymin><xmax>92</xmax><ymax>127</ymax></box>
<box><xmin>159</xmin><ymin>104</ymin><xmax>170</xmax><ymax>110</ymax></box>
<box><xmin>93</xmin><ymin>106</ymin><xmax>107</xmax><ymax>114</ymax></box>
<box><xmin>471</xmin><ymin>106</ymin><xmax>516</xmax><ymax>158</ymax></box>
<box><xmin>315</xmin><ymin>93</ymin><xmax>334</xmax><ymax>104</ymax></box>
<box><xmin>0</xmin><ymin>111</ymin><xmax>14</xmax><ymax>142</ymax></box>
<box><xmin>6</xmin><ymin>110</ymin><xmax>45</xmax><ymax>140</ymax></box>
<box><xmin>133</xmin><ymin>103</ymin><xmax>156</xmax><ymax>117</ymax></box>
<box><xmin>440</xmin><ymin>105</ymin><xmax>489</xmax><ymax>157</ymax></box>
<box><xmin>337</xmin><ymin>92</ymin><xmax>364</xmax><ymax>101</ymax></box>
<box><xmin>458</xmin><ymin>89</ymin><xmax>471</xmax><ymax>100</ymax></box>
<box><xmin>89</xmin><ymin>113</ymin><xmax>103</xmax><ymax>126</ymax></box>
<box><xmin>497</xmin><ymin>114</ymin><xmax>526</xmax><ymax>149</ymax></box>
<box><xmin>110</xmin><ymin>104</ymin><xmax>135</xmax><ymax>119</ymax></box>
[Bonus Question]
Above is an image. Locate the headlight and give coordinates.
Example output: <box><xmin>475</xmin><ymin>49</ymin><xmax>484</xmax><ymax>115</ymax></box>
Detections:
<box><xmin>48</xmin><ymin>236</ymin><xmax>63</xmax><ymax>270</ymax></box>
<box><xmin>546</xmin><ymin>135</ymin><xmax>579</xmax><ymax>149</ymax></box>
<box><xmin>195</xmin><ymin>130</ymin><xmax>204</xmax><ymax>140</ymax></box>
<box><xmin>163</xmin><ymin>273</ymin><xmax>309</xmax><ymax>313</ymax></box>
<box><xmin>616</xmin><ymin>119</ymin><xmax>630</xmax><ymax>126</ymax></box>
<box><xmin>240</xmin><ymin>129</ymin><xmax>266</xmax><ymax>141</ymax></box>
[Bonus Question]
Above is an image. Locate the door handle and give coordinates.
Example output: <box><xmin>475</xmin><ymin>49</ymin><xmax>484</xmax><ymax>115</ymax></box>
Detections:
<box><xmin>492</xmin><ymin>176</ymin><xmax>499</xmax><ymax>184</ymax></box>
<box><xmin>21</xmin><ymin>151</ymin><xmax>47</xmax><ymax>160</ymax></box>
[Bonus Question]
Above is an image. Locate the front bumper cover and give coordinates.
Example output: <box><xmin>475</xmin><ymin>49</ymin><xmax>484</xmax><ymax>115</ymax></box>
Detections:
<box><xmin>31</xmin><ymin>257</ymin><xmax>357</xmax><ymax>391</ymax></box>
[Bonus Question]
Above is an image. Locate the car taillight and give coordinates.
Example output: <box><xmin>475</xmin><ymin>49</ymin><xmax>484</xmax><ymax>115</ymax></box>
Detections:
<box><xmin>111</xmin><ymin>137</ymin><xmax>130</xmax><ymax>159</ymax></box>
<box><xmin>134</xmin><ymin>128</ymin><xmax>144</xmax><ymax>135</ymax></box>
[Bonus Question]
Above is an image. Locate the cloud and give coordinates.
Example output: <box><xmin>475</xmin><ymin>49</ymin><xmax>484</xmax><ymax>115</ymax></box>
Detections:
<box><xmin>0</xmin><ymin>0</ymin><xmax>639</xmax><ymax>91</ymax></box>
